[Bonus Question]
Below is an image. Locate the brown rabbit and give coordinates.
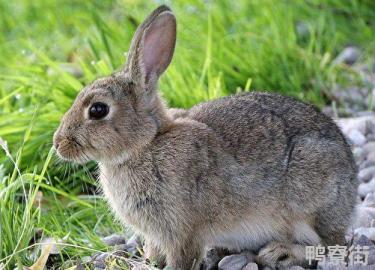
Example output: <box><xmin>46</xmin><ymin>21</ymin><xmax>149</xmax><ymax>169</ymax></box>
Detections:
<box><xmin>53</xmin><ymin>5</ymin><xmax>358</xmax><ymax>270</ymax></box>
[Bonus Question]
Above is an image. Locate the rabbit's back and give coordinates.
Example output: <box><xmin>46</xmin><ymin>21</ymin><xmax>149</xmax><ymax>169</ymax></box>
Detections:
<box><xmin>188</xmin><ymin>92</ymin><xmax>352</xmax><ymax>166</ymax></box>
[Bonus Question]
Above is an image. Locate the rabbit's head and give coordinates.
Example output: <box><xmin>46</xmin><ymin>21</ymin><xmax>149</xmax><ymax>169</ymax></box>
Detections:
<box><xmin>53</xmin><ymin>5</ymin><xmax>176</xmax><ymax>164</ymax></box>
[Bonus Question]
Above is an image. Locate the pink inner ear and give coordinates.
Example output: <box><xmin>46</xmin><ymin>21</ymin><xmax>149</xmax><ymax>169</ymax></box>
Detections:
<box><xmin>142</xmin><ymin>12</ymin><xmax>176</xmax><ymax>83</ymax></box>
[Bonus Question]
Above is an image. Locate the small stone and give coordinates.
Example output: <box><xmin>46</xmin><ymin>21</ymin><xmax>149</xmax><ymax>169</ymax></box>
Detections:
<box><xmin>360</xmin><ymin>160</ymin><xmax>375</xmax><ymax>170</ymax></box>
<box><xmin>359</xmin><ymin>167</ymin><xmax>375</xmax><ymax>183</ymax></box>
<box><xmin>358</xmin><ymin>180</ymin><xmax>375</xmax><ymax>198</ymax></box>
<box><xmin>353</xmin><ymin>205</ymin><xmax>375</xmax><ymax>228</ymax></box>
<box><xmin>353</xmin><ymin>147</ymin><xmax>367</xmax><ymax>165</ymax></box>
<box><xmin>364</xmin><ymin>142</ymin><xmax>375</xmax><ymax>155</ymax></box>
<box><xmin>334</xmin><ymin>46</ymin><xmax>360</xmax><ymax>65</ymax></box>
<box><xmin>93</xmin><ymin>260</ymin><xmax>106</xmax><ymax>269</ymax></box>
<box><xmin>364</xmin><ymin>193</ymin><xmax>375</xmax><ymax>208</ymax></box>
<box><xmin>243</xmin><ymin>262</ymin><xmax>258</xmax><ymax>270</ymax></box>
<box><xmin>101</xmin><ymin>234</ymin><xmax>126</xmax><ymax>246</ymax></box>
<box><xmin>289</xmin><ymin>266</ymin><xmax>304</xmax><ymax>270</ymax></box>
<box><xmin>348</xmin><ymin>129</ymin><xmax>366</xmax><ymax>146</ymax></box>
<box><xmin>218</xmin><ymin>254</ymin><xmax>248</xmax><ymax>270</ymax></box>
<box><xmin>367</xmin><ymin>134</ymin><xmax>375</xmax><ymax>142</ymax></box>
<box><xmin>368</xmin><ymin>152</ymin><xmax>375</xmax><ymax>163</ymax></box>
<box><xmin>352</xmin><ymin>234</ymin><xmax>374</xmax><ymax>247</ymax></box>
<box><xmin>127</xmin><ymin>234</ymin><xmax>142</xmax><ymax>247</ymax></box>
<box><xmin>355</xmin><ymin>227</ymin><xmax>375</xmax><ymax>241</ymax></box>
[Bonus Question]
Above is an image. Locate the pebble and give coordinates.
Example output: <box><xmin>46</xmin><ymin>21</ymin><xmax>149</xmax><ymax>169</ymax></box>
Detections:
<box><xmin>359</xmin><ymin>167</ymin><xmax>375</xmax><ymax>183</ymax></box>
<box><xmin>364</xmin><ymin>193</ymin><xmax>375</xmax><ymax>208</ymax></box>
<box><xmin>348</xmin><ymin>129</ymin><xmax>367</xmax><ymax>146</ymax></box>
<box><xmin>101</xmin><ymin>234</ymin><xmax>127</xmax><ymax>246</ymax></box>
<box><xmin>364</xmin><ymin>142</ymin><xmax>375</xmax><ymax>155</ymax></box>
<box><xmin>333</xmin><ymin>46</ymin><xmax>360</xmax><ymax>65</ymax></box>
<box><xmin>355</xmin><ymin>227</ymin><xmax>375</xmax><ymax>241</ymax></box>
<box><xmin>289</xmin><ymin>266</ymin><xmax>304</xmax><ymax>270</ymax></box>
<box><xmin>354</xmin><ymin>205</ymin><xmax>375</xmax><ymax>228</ymax></box>
<box><xmin>358</xmin><ymin>180</ymin><xmax>375</xmax><ymax>198</ymax></box>
<box><xmin>218</xmin><ymin>254</ymin><xmax>249</xmax><ymax>270</ymax></box>
<box><xmin>368</xmin><ymin>153</ymin><xmax>375</xmax><ymax>163</ymax></box>
<box><xmin>352</xmin><ymin>234</ymin><xmax>374</xmax><ymax>247</ymax></box>
<box><xmin>242</xmin><ymin>262</ymin><xmax>258</xmax><ymax>270</ymax></box>
<box><xmin>360</xmin><ymin>161</ymin><xmax>375</xmax><ymax>170</ymax></box>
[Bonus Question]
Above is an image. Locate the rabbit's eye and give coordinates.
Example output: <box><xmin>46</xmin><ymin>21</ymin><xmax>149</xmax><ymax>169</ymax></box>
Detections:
<box><xmin>89</xmin><ymin>102</ymin><xmax>109</xmax><ymax>119</ymax></box>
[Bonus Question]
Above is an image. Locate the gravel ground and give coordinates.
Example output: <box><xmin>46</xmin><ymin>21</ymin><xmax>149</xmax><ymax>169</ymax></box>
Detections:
<box><xmin>85</xmin><ymin>48</ymin><xmax>375</xmax><ymax>270</ymax></box>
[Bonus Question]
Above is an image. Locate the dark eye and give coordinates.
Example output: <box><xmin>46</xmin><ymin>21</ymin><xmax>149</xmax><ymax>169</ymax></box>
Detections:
<box><xmin>89</xmin><ymin>102</ymin><xmax>109</xmax><ymax>119</ymax></box>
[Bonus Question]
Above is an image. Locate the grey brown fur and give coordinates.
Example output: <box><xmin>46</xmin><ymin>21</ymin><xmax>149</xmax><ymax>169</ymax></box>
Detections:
<box><xmin>54</xmin><ymin>5</ymin><xmax>358</xmax><ymax>270</ymax></box>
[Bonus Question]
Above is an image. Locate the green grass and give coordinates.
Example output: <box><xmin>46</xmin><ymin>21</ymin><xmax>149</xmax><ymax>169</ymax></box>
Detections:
<box><xmin>1</xmin><ymin>0</ymin><xmax>375</xmax><ymax>268</ymax></box>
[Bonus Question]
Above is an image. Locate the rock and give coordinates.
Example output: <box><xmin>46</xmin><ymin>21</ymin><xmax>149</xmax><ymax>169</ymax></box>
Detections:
<box><xmin>218</xmin><ymin>254</ymin><xmax>248</xmax><ymax>270</ymax></box>
<box><xmin>358</xmin><ymin>180</ymin><xmax>375</xmax><ymax>198</ymax></box>
<box><xmin>352</xmin><ymin>234</ymin><xmax>374</xmax><ymax>247</ymax></box>
<box><xmin>366</xmin><ymin>120</ymin><xmax>375</xmax><ymax>136</ymax></box>
<box><xmin>101</xmin><ymin>234</ymin><xmax>126</xmax><ymax>246</ymax></box>
<box><xmin>355</xmin><ymin>227</ymin><xmax>375</xmax><ymax>241</ymax></box>
<box><xmin>337</xmin><ymin>116</ymin><xmax>375</xmax><ymax>135</ymax></box>
<box><xmin>353</xmin><ymin>147</ymin><xmax>367</xmax><ymax>165</ymax></box>
<box><xmin>348</xmin><ymin>129</ymin><xmax>366</xmax><ymax>146</ymax></box>
<box><xmin>243</xmin><ymin>262</ymin><xmax>258</xmax><ymax>270</ymax></box>
<box><xmin>359</xmin><ymin>167</ymin><xmax>375</xmax><ymax>183</ymax></box>
<box><xmin>127</xmin><ymin>234</ymin><xmax>142</xmax><ymax>246</ymax></box>
<box><xmin>296</xmin><ymin>22</ymin><xmax>309</xmax><ymax>38</ymax></box>
<box><xmin>360</xmin><ymin>161</ymin><xmax>375</xmax><ymax>170</ymax></box>
<box><xmin>289</xmin><ymin>266</ymin><xmax>304</xmax><ymax>270</ymax></box>
<box><xmin>353</xmin><ymin>205</ymin><xmax>375</xmax><ymax>228</ymax></box>
<box><xmin>367</xmin><ymin>134</ymin><xmax>375</xmax><ymax>142</ymax></box>
<box><xmin>364</xmin><ymin>142</ymin><xmax>375</xmax><ymax>155</ymax></box>
<box><xmin>364</xmin><ymin>193</ymin><xmax>375</xmax><ymax>208</ymax></box>
<box><xmin>368</xmin><ymin>153</ymin><xmax>375</xmax><ymax>163</ymax></box>
<box><xmin>334</xmin><ymin>46</ymin><xmax>360</xmax><ymax>65</ymax></box>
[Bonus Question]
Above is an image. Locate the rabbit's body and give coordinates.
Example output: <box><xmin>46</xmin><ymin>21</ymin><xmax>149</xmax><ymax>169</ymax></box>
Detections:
<box><xmin>54</xmin><ymin>6</ymin><xmax>358</xmax><ymax>270</ymax></box>
<box><xmin>99</xmin><ymin>92</ymin><xmax>357</xmax><ymax>268</ymax></box>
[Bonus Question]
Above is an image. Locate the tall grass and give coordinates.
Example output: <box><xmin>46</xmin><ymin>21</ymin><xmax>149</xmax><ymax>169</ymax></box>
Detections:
<box><xmin>1</xmin><ymin>0</ymin><xmax>375</xmax><ymax>268</ymax></box>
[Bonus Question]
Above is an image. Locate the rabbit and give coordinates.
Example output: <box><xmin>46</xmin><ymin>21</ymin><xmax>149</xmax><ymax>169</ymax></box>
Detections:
<box><xmin>53</xmin><ymin>5</ymin><xmax>358</xmax><ymax>270</ymax></box>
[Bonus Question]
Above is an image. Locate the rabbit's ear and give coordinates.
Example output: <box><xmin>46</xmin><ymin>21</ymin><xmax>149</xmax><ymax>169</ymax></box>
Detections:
<box><xmin>125</xmin><ymin>5</ymin><xmax>176</xmax><ymax>91</ymax></box>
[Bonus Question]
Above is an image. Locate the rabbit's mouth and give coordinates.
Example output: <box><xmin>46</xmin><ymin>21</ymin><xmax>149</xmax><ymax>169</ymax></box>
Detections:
<box><xmin>54</xmin><ymin>138</ymin><xmax>91</xmax><ymax>164</ymax></box>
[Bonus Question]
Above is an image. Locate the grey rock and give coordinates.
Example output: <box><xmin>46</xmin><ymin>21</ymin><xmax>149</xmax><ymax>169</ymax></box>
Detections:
<box><xmin>334</xmin><ymin>46</ymin><xmax>361</xmax><ymax>65</ymax></box>
<box><xmin>242</xmin><ymin>262</ymin><xmax>258</xmax><ymax>270</ymax></box>
<box><xmin>93</xmin><ymin>260</ymin><xmax>106</xmax><ymax>269</ymax></box>
<box><xmin>367</xmin><ymin>134</ymin><xmax>375</xmax><ymax>142</ymax></box>
<box><xmin>364</xmin><ymin>142</ymin><xmax>375</xmax><ymax>155</ymax></box>
<box><xmin>358</xmin><ymin>180</ymin><xmax>375</xmax><ymax>198</ymax></box>
<box><xmin>366</xmin><ymin>120</ymin><xmax>375</xmax><ymax>136</ymax></box>
<box><xmin>347</xmin><ymin>265</ymin><xmax>375</xmax><ymax>270</ymax></box>
<box><xmin>127</xmin><ymin>234</ymin><xmax>142</xmax><ymax>246</ymax></box>
<box><xmin>355</xmin><ymin>227</ymin><xmax>375</xmax><ymax>241</ymax></box>
<box><xmin>218</xmin><ymin>254</ymin><xmax>248</xmax><ymax>270</ymax></box>
<box><xmin>364</xmin><ymin>193</ymin><xmax>375</xmax><ymax>208</ymax></box>
<box><xmin>354</xmin><ymin>147</ymin><xmax>367</xmax><ymax>165</ymax></box>
<box><xmin>101</xmin><ymin>234</ymin><xmax>126</xmax><ymax>246</ymax></box>
<box><xmin>359</xmin><ymin>167</ymin><xmax>375</xmax><ymax>183</ymax></box>
<box><xmin>353</xmin><ymin>234</ymin><xmax>374</xmax><ymax>247</ymax></box>
<box><xmin>289</xmin><ymin>266</ymin><xmax>304</xmax><ymax>270</ymax></box>
<box><xmin>348</xmin><ymin>129</ymin><xmax>367</xmax><ymax>146</ymax></box>
<box><xmin>360</xmin><ymin>161</ymin><xmax>375</xmax><ymax>171</ymax></box>
<box><xmin>353</xmin><ymin>205</ymin><xmax>375</xmax><ymax>228</ymax></box>
<box><xmin>368</xmin><ymin>153</ymin><xmax>375</xmax><ymax>163</ymax></box>
<box><xmin>296</xmin><ymin>22</ymin><xmax>309</xmax><ymax>38</ymax></box>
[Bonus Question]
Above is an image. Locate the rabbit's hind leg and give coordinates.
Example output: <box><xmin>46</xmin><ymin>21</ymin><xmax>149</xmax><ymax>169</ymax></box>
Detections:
<box><xmin>256</xmin><ymin>241</ymin><xmax>316</xmax><ymax>269</ymax></box>
<box><xmin>256</xmin><ymin>222</ymin><xmax>320</xmax><ymax>269</ymax></box>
